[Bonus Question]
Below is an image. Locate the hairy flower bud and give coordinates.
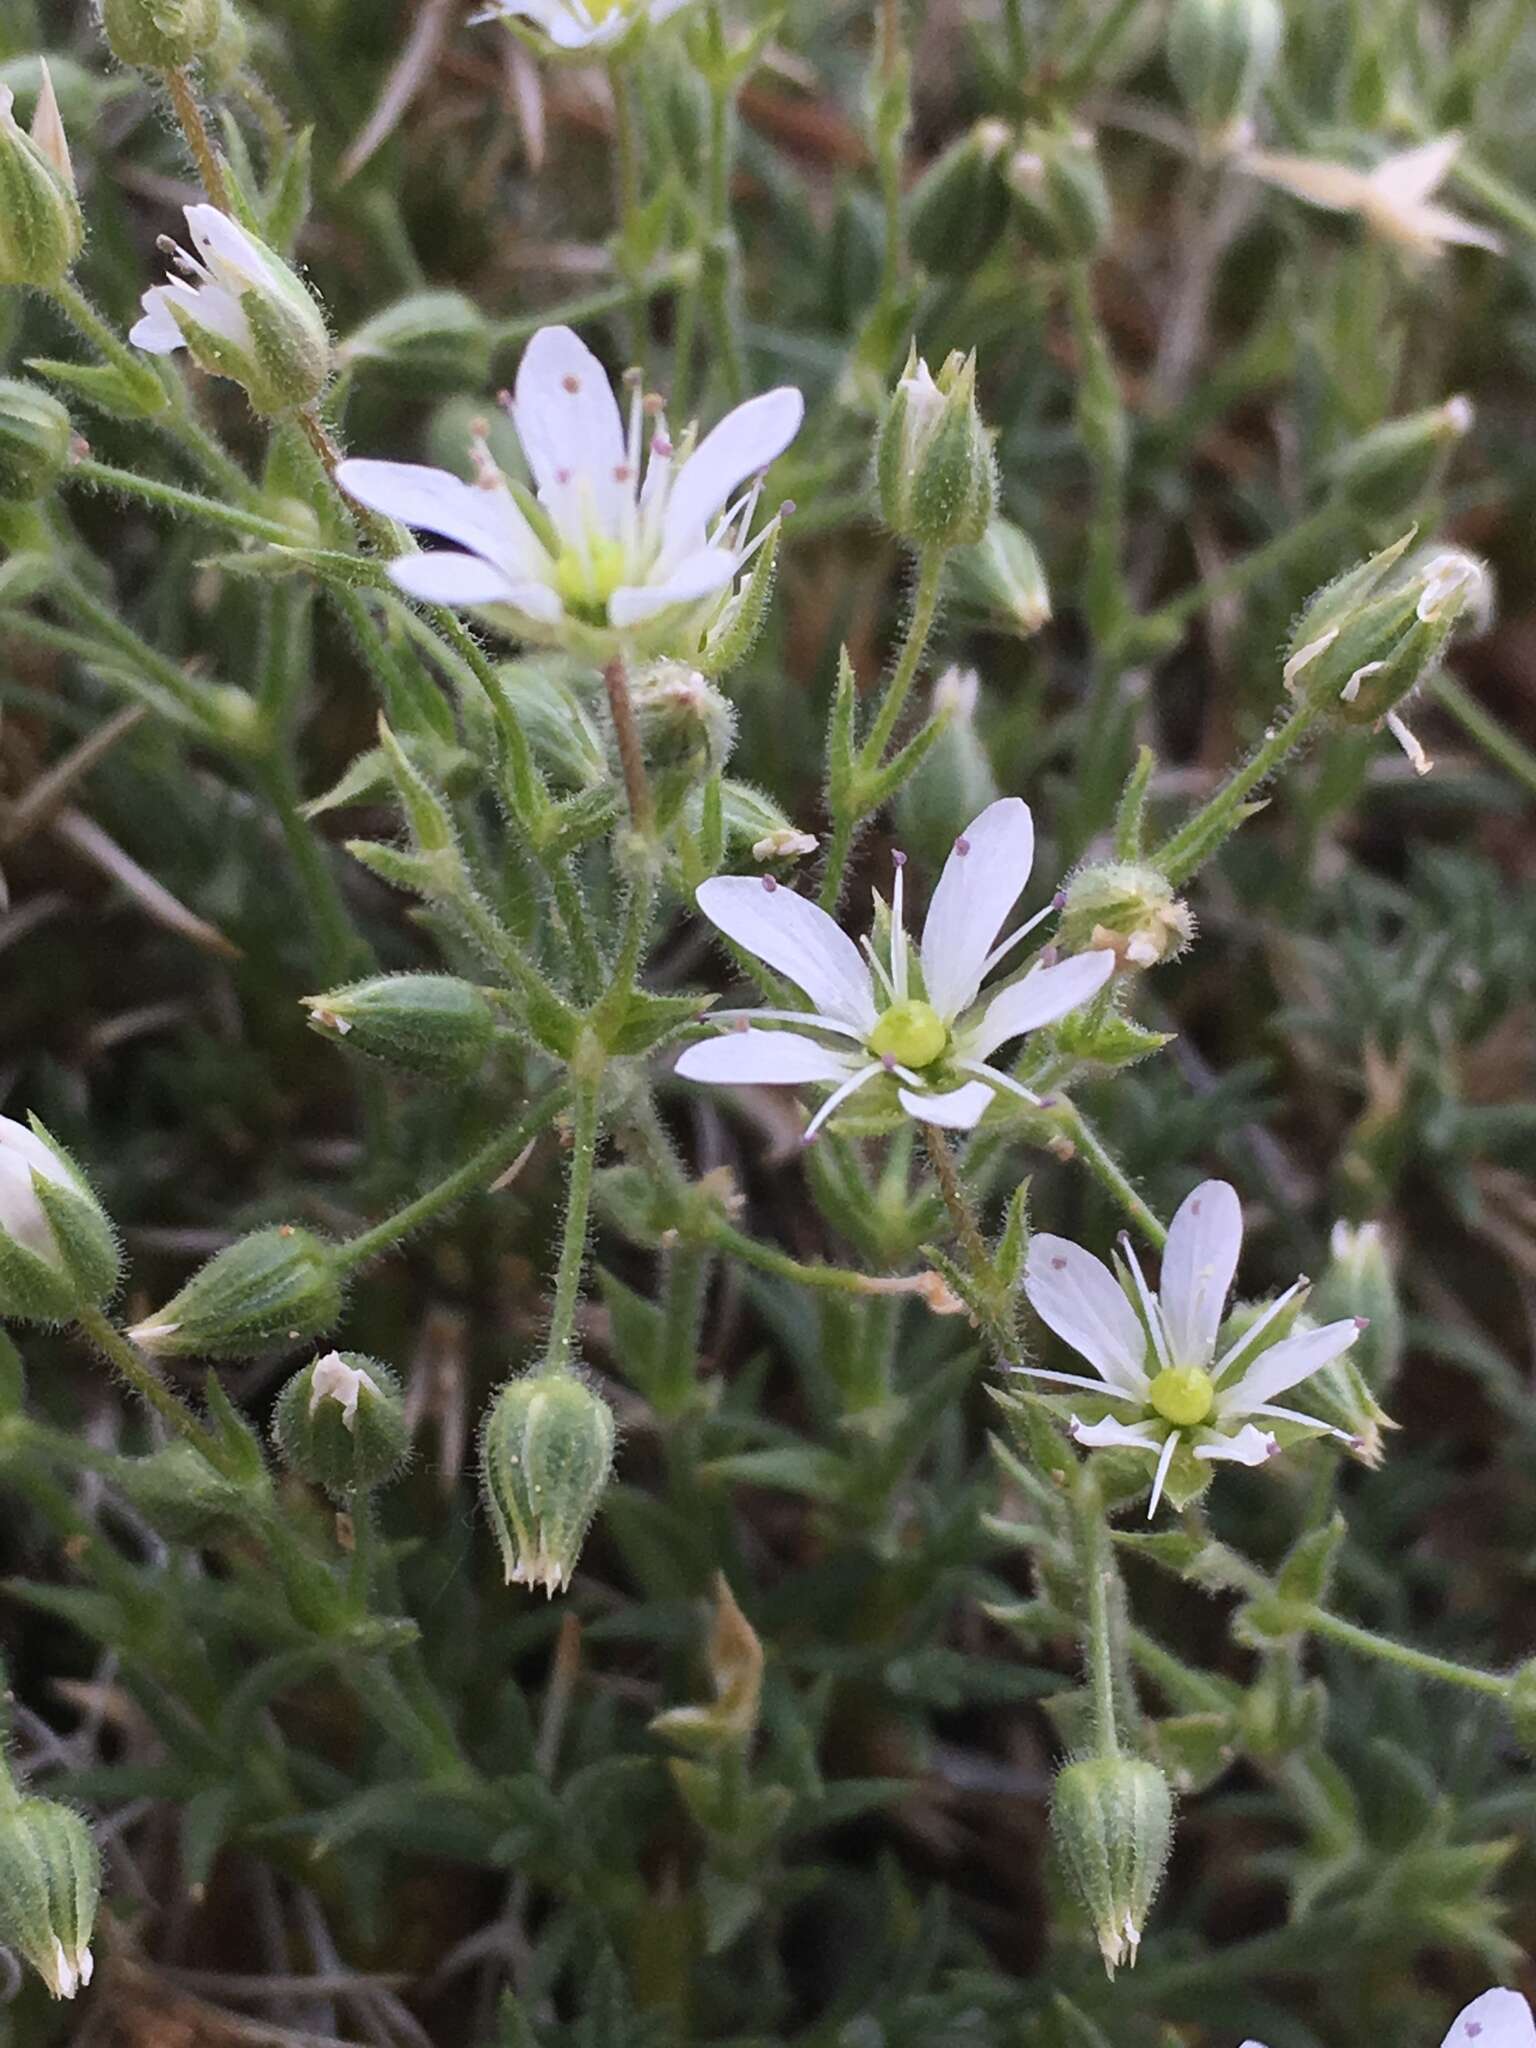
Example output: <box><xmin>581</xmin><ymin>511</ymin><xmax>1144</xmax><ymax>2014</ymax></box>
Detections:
<box><xmin>127</xmin><ymin>1225</ymin><xmax>341</xmax><ymax>1358</ymax></box>
<box><xmin>1051</xmin><ymin>1757</ymin><xmax>1173</xmax><ymax>1977</ymax></box>
<box><xmin>1166</xmin><ymin>0</ymin><xmax>1283</xmax><ymax>150</ymax></box>
<box><xmin>338</xmin><ymin>290</ymin><xmax>493</xmax><ymax>394</ymax></box>
<box><xmin>909</xmin><ymin>118</ymin><xmax>1012</xmax><ymax>276</ymax></box>
<box><xmin>0</xmin><ymin>71</ymin><xmax>82</xmax><ymax>288</ymax></box>
<box><xmin>1328</xmin><ymin>397</ymin><xmax>1474</xmax><ymax>521</ymax></box>
<box><xmin>0</xmin><ymin>1794</ymin><xmax>100</xmax><ymax>2000</ymax></box>
<box><xmin>0</xmin><ymin>378</ymin><xmax>72</xmax><ymax>502</ymax></box>
<box><xmin>953</xmin><ymin>516</ymin><xmax>1052</xmax><ymax>637</ymax></box>
<box><xmin>273</xmin><ymin>1351</ymin><xmax>409</xmax><ymax>1496</ymax></box>
<box><xmin>895</xmin><ymin>666</ymin><xmax>1000</xmax><ymax>867</ymax></box>
<box><xmin>1059</xmin><ymin>861</ymin><xmax>1194</xmax><ymax>969</ymax></box>
<box><xmin>1310</xmin><ymin>1220</ymin><xmax>1403</xmax><ymax>1396</ymax></box>
<box><xmin>302</xmin><ymin>974</ymin><xmax>497</xmax><ymax>1080</ymax></box>
<box><xmin>632</xmin><ymin>663</ymin><xmax>736</xmax><ymax>822</ymax></box>
<box><xmin>1004</xmin><ymin>125</ymin><xmax>1111</xmax><ymax>261</ymax></box>
<box><xmin>99</xmin><ymin>0</ymin><xmax>221</xmax><ymax>68</ymax></box>
<box><xmin>480</xmin><ymin>1368</ymin><xmax>615</xmax><ymax>1596</ymax></box>
<box><xmin>877</xmin><ymin>347</ymin><xmax>996</xmax><ymax>551</ymax></box>
<box><xmin>0</xmin><ymin>1115</ymin><xmax>119</xmax><ymax>1324</ymax></box>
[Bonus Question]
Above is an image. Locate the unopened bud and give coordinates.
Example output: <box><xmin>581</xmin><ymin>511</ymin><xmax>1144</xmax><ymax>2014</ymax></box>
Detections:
<box><xmin>339</xmin><ymin>290</ymin><xmax>493</xmax><ymax>395</ymax></box>
<box><xmin>895</xmin><ymin>666</ymin><xmax>1001</xmax><ymax>868</ymax></box>
<box><xmin>1059</xmin><ymin>861</ymin><xmax>1195</xmax><ymax>969</ymax></box>
<box><xmin>127</xmin><ymin>1224</ymin><xmax>341</xmax><ymax>1358</ymax></box>
<box><xmin>953</xmin><ymin>516</ymin><xmax>1052</xmax><ymax>636</ymax></box>
<box><xmin>0</xmin><ymin>1794</ymin><xmax>99</xmax><ymax>2000</ymax></box>
<box><xmin>632</xmin><ymin>664</ymin><xmax>736</xmax><ymax>780</ymax></box>
<box><xmin>302</xmin><ymin>974</ymin><xmax>496</xmax><ymax>1080</ymax></box>
<box><xmin>480</xmin><ymin>1368</ymin><xmax>615</xmax><ymax>1596</ymax></box>
<box><xmin>876</xmin><ymin>346</ymin><xmax>996</xmax><ymax>551</ymax></box>
<box><xmin>0</xmin><ymin>379</ymin><xmax>72</xmax><ymax>502</ymax></box>
<box><xmin>0</xmin><ymin>1114</ymin><xmax>119</xmax><ymax>1324</ymax></box>
<box><xmin>909</xmin><ymin>118</ymin><xmax>1012</xmax><ymax>276</ymax></box>
<box><xmin>1310</xmin><ymin>1220</ymin><xmax>1402</xmax><ymax>1396</ymax></box>
<box><xmin>1004</xmin><ymin>125</ymin><xmax>1111</xmax><ymax>262</ymax></box>
<box><xmin>273</xmin><ymin>1351</ymin><xmax>409</xmax><ymax>1496</ymax></box>
<box><xmin>99</xmin><ymin>0</ymin><xmax>221</xmax><ymax>68</ymax></box>
<box><xmin>0</xmin><ymin>72</ymin><xmax>82</xmax><ymax>287</ymax></box>
<box><xmin>1328</xmin><ymin>397</ymin><xmax>1474</xmax><ymax>521</ymax></box>
<box><xmin>1050</xmin><ymin>1757</ymin><xmax>1173</xmax><ymax>1977</ymax></box>
<box><xmin>1166</xmin><ymin>0</ymin><xmax>1283</xmax><ymax>150</ymax></box>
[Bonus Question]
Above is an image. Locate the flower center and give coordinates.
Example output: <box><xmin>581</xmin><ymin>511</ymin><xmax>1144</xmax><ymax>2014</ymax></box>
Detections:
<box><xmin>868</xmin><ymin>999</ymin><xmax>947</xmax><ymax>1070</ymax></box>
<box><xmin>552</xmin><ymin>533</ymin><xmax>629</xmax><ymax>625</ymax></box>
<box><xmin>1148</xmin><ymin>1366</ymin><xmax>1215</xmax><ymax>1429</ymax></box>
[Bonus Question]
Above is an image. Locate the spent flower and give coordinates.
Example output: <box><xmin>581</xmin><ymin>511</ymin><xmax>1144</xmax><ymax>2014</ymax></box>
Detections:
<box><xmin>0</xmin><ymin>1793</ymin><xmax>99</xmax><ymax>2001</ymax></box>
<box><xmin>1243</xmin><ymin>133</ymin><xmax>1502</xmax><ymax>261</ymax></box>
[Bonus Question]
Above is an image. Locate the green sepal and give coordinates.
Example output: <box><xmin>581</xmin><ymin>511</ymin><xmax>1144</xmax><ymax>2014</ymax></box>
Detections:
<box><xmin>26</xmin><ymin>353</ymin><xmax>167</xmax><ymax>420</ymax></box>
<box><xmin>129</xmin><ymin>1226</ymin><xmax>343</xmax><ymax>1359</ymax></box>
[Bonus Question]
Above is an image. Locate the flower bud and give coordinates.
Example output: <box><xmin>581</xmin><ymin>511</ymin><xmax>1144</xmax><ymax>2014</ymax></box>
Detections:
<box><xmin>1050</xmin><ymin>1757</ymin><xmax>1173</xmax><ymax>1976</ymax></box>
<box><xmin>876</xmin><ymin>347</ymin><xmax>996</xmax><ymax>551</ymax></box>
<box><xmin>127</xmin><ymin>1224</ymin><xmax>341</xmax><ymax>1358</ymax></box>
<box><xmin>952</xmin><ymin>516</ymin><xmax>1052</xmax><ymax>637</ymax></box>
<box><xmin>895</xmin><ymin>667</ymin><xmax>1000</xmax><ymax>868</ymax></box>
<box><xmin>0</xmin><ymin>71</ymin><xmax>82</xmax><ymax>288</ymax></box>
<box><xmin>1326</xmin><ymin>397</ymin><xmax>1473</xmax><ymax>521</ymax></box>
<box><xmin>302</xmin><ymin>973</ymin><xmax>497</xmax><ymax>1080</ymax></box>
<box><xmin>273</xmin><ymin>1351</ymin><xmax>409</xmax><ymax>1497</ymax></box>
<box><xmin>480</xmin><ymin>1368</ymin><xmax>615</xmax><ymax>1596</ymax></box>
<box><xmin>0</xmin><ymin>378</ymin><xmax>72</xmax><ymax>502</ymax></box>
<box><xmin>201</xmin><ymin>0</ymin><xmax>251</xmax><ymax>91</ymax></box>
<box><xmin>116</xmin><ymin>1438</ymin><xmax>253</xmax><ymax>1542</ymax></box>
<box><xmin>1282</xmin><ymin>532</ymin><xmax>1492</xmax><ymax>776</ymax></box>
<box><xmin>99</xmin><ymin>0</ymin><xmax>221</xmax><ymax>68</ymax></box>
<box><xmin>909</xmin><ymin>118</ymin><xmax>1012</xmax><ymax>276</ymax></box>
<box><xmin>633</xmin><ymin>664</ymin><xmax>736</xmax><ymax>777</ymax></box>
<box><xmin>1166</xmin><ymin>0</ymin><xmax>1283</xmax><ymax>151</ymax></box>
<box><xmin>0</xmin><ymin>1115</ymin><xmax>119</xmax><ymax>1324</ymax></box>
<box><xmin>338</xmin><ymin>290</ymin><xmax>493</xmax><ymax>395</ymax></box>
<box><xmin>0</xmin><ymin>1794</ymin><xmax>99</xmax><ymax>2000</ymax></box>
<box><xmin>1059</xmin><ymin>861</ymin><xmax>1194</xmax><ymax>969</ymax></box>
<box><xmin>1310</xmin><ymin>1220</ymin><xmax>1402</xmax><ymax>1396</ymax></box>
<box><xmin>1004</xmin><ymin>125</ymin><xmax>1111</xmax><ymax>262</ymax></box>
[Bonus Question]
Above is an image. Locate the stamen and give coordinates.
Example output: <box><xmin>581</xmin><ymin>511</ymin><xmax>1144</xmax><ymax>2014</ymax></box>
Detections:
<box><xmin>1147</xmin><ymin>1432</ymin><xmax>1179</xmax><ymax>1517</ymax></box>
<box><xmin>1386</xmin><ymin>712</ymin><xmax>1433</xmax><ymax>776</ymax></box>
<box><xmin>860</xmin><ymin>933</ymin><xmax>896</xmax><ymax>1002</ymax></box>
<box><xmin>955</xmin><ymin>1060</ymin><xmax>1041</xmax><ymax>1107</ymax></box>
<box><xmin>891</xmin><ymin>852</ymin><xmax>909</xmax><ymax>1001</ymax></box>
<box><xmin>1211</xmin><ymin>1274</ymin><xmax>1309</xmax><ymax>1381</ymax></box>
<box><xmin>1118</xmin><ymin>1232</ymin><xmax>1173</xmax><ymax>1373</ymax></box>
<box><xmin>979</xmin><ymin>895</ymin><xmax>1064</xmax><ymax>979</ymax></box>
<box><xmin>802</xmin><ymin>1063</ymin><xmax>884</xmax><ymax>1143</ymax></box>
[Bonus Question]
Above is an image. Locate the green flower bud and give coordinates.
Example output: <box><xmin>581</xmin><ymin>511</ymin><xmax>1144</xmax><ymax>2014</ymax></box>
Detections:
<box><xmin>894</xmin><ymin>667</ymin><xmax>1000</xmax><ymax>868</ymax></box>
<box><xmin>1166</xmin><ymin>0</ymin><xmax>1283</xmax><ymax>149</ymax></box>
<box><xmin>273</xmin><ymin>1351</ymin><xmax>409</xmax><ymax>1496</ymax></box>
<box><xmin>1050</xmin><ymin>1757</ymin><xmax>1173</xmax><ymax>1977</ymax></box>
<box><xmin>302</xmin><ymin>973</ymin><xmax>497</xmax><ymax>1080</ymax></box>
<box><xmin>338</xmin><ymin>290</ymin><xmax>493</xmax><ymax>395</ymax></box>
<box><xmin>1059</xmin><ymin>860</ymin><xmax>1195</xmax><ymax>970</ymax></box>
<box><xmin>99</xmin><ymin>0</ymin><xmax>221</xmax><ymax>68</ymax></box>
<box><xmin>0</xmin><ymin>378</ymin><xmax>72</xmax><ymax>502</ymax></box>
<box><xmin>1005</xmin><ymin>124</ymin><xmax>1111</xmax><ymax>262</ymax></box>
<box><xmin>0</xmin><ymin>1114</ymin><xmax>119</xmax><ymax>1325</ymax></box>
<box><xmin>0</xmin><ymin>1794</ymin><xmax>100</xmax><ymax>2000</ymax></box>
<box><xmin>480</xmin><ymin>1368</ymin><xmax>615</xmax><ymax>1596</ymax></box>
<box><xmin>1283</xmin><ymin>531</ymin><xmax>1492</xmax><ymax>776</ymax></box>
<box><xmin>909</xmin><ymin>118</ymin><xmax>1012</xmax><ymax>276</ymax></box>
<box><xmin>127</xmin><ymin>1224</ymin><xmax>341</xmax><ymax>1358</ymax></box>
<box><xmin>116</xmin><ymin>1438</ymin><xmax>254</xmax><ymax>1542</ymax></box>
<box><xmin>1311</xmin><ymin>1220</ymin><xmax>1402</xmax><ymax>1395</ymax></box>
<box><xmin>876</xmin><ymin>347</ymin><xmax>996</xmax><ymax>551</ymax></box>
<box><xmin>1327</xmin><ymin>397</ymin><xmax>1473</xmax><ymax>521</ymax></box>
<box><xmin>632</xmin><ymin>663</ymin><xmax>736</xmax><ymax>822</ymax></box>
<box><xmin>0</xmin><ymin>69</ymin><xmax>82</xmax><ymax>288</ymax></box>
<box><xmin>952</xmin><ymin>516</ymin><xmax>1052</xmax><ymax>637</ymax></box>
<box><xmin>1509</xmin><ymin>1659</ymin><xmax>1536</xmax><ymax>1760</ymax></box>
<box><xmin>201</xmin><ymin>0</ymin><xmax>250</xmax><ymax>90</ymax></box>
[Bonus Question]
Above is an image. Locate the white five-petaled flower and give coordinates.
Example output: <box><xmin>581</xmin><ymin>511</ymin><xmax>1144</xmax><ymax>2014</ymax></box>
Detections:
<box><xmin>675</xmin><ymin>798</ymin><xmax>1116</xmax><ymax>1137</ymax></box>
<box><xmin>1020</xmin><ymin>1179</ymin><xmax>1364</xmax><ymax>1515</ymax></box>
<box><xmin>1243</xmin><ymin>133</ymin><xmax>1502</xmax><ymax>261</ymax></box>
<box><xmin>1245</xmin><ymin>1986</ymin><xmax>1535</xmax><ymax>2048</ymax></box>
<box><xmin>473</xmin><ymin>0</ymin><xmax>695</xmax><ymax>52</ymax></box>
<box><xmin>336</xmin><ymin>324</ymin><xmax>803</xmax><ymax>660</ymax></box>
<box><xmin>308</xmin><ymin>1351</ymin><xmax>380</xmax><ymax>1433</ymax></box>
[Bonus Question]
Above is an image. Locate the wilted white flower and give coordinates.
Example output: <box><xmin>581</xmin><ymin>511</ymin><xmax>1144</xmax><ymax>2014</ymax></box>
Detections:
<box><xmin>1019</xmin><ymin>1180</ymin><xmax>1363</xmax><ymax>1514</ymax></box>
<box><xmin>307</xmin><ymin>1350</ymin><xmax>381</xmax><ymax>1433</ymax></box>
<box><xmin>1245</xmin><ymin>1986</ymin><xmax>1535</xmax><ymax>2048</ymax></box>
<box><xmin>474</xmin><ymin>0</ymin><xmax>696</xmax><ymax>52</ymax></box>
<box><xmin>753</xmin><ymin>827</ymin><xmax>819</xmax><ymax>863</ymax></box>
<box><xmin>0</xmin><ymin>1114</ymin><xmax>75</xmax><ymax>1265</ymax></box>
<box><xmin>1243</xmin><ymin>133</ymin><xmax>1502</xmax><ymax>260</ymax></box>
<box><xmin>676</xmin><ymin>798</ymin><xmax>1115</xmax><ymax>1137</ymax></box>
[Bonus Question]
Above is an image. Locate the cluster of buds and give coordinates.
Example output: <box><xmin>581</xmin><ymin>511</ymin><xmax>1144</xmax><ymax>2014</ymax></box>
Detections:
<box><xmin>1166</xmin><ymin>0</ymin><xmax>1283</xmax><ymax>153</ymax></box>
<box><xmin>273</xmin><ymin>1352</ymin><xmax>410</xmax><ymax>1498</ymax></box>
<box><xmin>480</xmin><ymin>1367</ymin><xmax>615</xmax><ymax>1596</ymax></box>
<box><xmin>0</xmin><ymin>65</ymin><xmax>81</xmax><ymax>289</ymax></box>
<box><xmin>0</xmin><ymin>1786</ymin><xmax>100</xmax><ymax>2000</ymax></box>
<box><xmin>876</xmin><ymin>347</ymin><xmax>996</xmax><ymax>552</ymax></box>
<box><xmin>127</xmin><ymin>1224</ymin><xmax>341</xmax><ymax>1358</ymax></box>
<box><xmin>1058</xmin><ymin>861</ymin><xmax>1195</xmax><ymax>971</ymax></box>
<box><xmin>0</xmin><ymin>1115</ymin><xmax>119</xmax><ymax>1324</ymax></box>
<box><xmin>302</xmin><ymin>973</ymin><xmax>498</xmax><ymax>1080</ymax></box>
<box><xmin>1050</xmin><ymin>1756</ymin><xmax>1174</xmax><ymax>1976</ymax></box>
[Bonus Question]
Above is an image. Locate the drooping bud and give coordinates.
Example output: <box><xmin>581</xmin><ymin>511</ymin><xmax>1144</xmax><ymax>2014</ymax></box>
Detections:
<box><xmin>0</xmin><ymin>1114</ymin><xmax>119</xmax><ymax>1324</ymax></box>
<box><xmin>1328</xmin><ymin>397</ymin><xmax>1474</xmax><ymax>521</ymax></box>
<box><xmin>952</xmin><ymin>516</ymin><xmax>1052</xmax><ymax>637</ymax></box>
<box><xmin>1058</xmin><ymin>861</ymin><xmax>1195</xmax><ymax>970</ymax></box>
<box><xmin>909</xmin><ymin>118</ymin><xmax>1012</xmax><ymax>276</ymax></box>
<box><xmin>0</xmin><ymin>1794</ymin><xmax>100</xmax><ymax>2000</ymax></box>
<box><xmin>1004</xmin><ymin>124</ymin><xmax>1111</xmax><ymax>261</ymax></box>
<box><xmin>876</xmin><ymin>347</ymin><xmax>996</xmax><ymax>551</ymax></box>
<box><xmin>1282</xmin><ymin>532</ymin><xmax>1492</xmax><ymax>776</ymax></box>
<box><xmin>895</xmin><ymin>666</ymin><xmax>1001</xmax><ymax>868</ymax></box>
<box><xmin>1050</xmin><ymin>1757</ymin><xmax>1174</xmax><ymax>1976</ymax></box>
<box><xmin>273</xmin><ymin>1351</ymin><xmax>409</xmax><ymax>1497</ymax></box>
<box><xmin>301</xmin><ymin>973</ymin><xmax>497</xmax><ymax>1080</ymax></box>
<box><xmin>99</xmin><ymin>0</ymin><xmax>221</xmax><ymax>68</ymax></box>
<box><xmin>127</xmin><ymin>1225</ymin><xmax>341</xmax><ymax>1358</ymax></box>
<box><xmin>1166</xmin><ymin>0</ymin><xmax>1283</xmax><ymax>152</ymax></box>
<box><xmin>1310</xmin><ymin>1220</ymin><xmax>1402</xmax><ymax>1395</ymax></box>
<box><xmin>0</xmin><ymin>72</ymin><xmax>83</xmax><ymax>288</ymax></box>
<box><xmin>480</xmin><ymin>1368</ymin><xmax>615</xmax><ymax>1596</ymax></box>
<box><xmin>338</xmin><ymin>290</ymin><xmax>493</xmax><ymax>395</ymax></box>
<box><xmin>0</xmin><ymin>378</ymin><xmax>72</xmax><ymax>502</ymax></box>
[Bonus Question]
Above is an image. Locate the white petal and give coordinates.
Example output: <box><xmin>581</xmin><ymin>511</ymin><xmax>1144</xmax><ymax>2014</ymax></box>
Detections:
<box><xmin>185</xmin><ymin>202</ymin><xmax>270</xmax><ymax>289</ymax></box>
<box><xmin>129</xmin><ymin>288</ymin><xmax>187</xmax><ymax>353</ymax></box>
<box><xmin>674</xmin><ymin>1028</ymin><xmax>856</xmax><ymax>1087</ymax></box>
<box><xmin>919</xmin><ymin>798</ymin><xmax>1035</xmax><ymax>1019</ymax></box>
<box><xmin>513</xmin><ymin>324</ymin><xmax>628</xmax><ymax>534</ymax></box>
<box><xmin>608</xmin><ymin>548</ymin><xmax>737</xmax><ymax>627</ymax></box>
<box><xmin>1221</xmin><ymin>1318</ymin><xmax>1361</xmax><ymax>1413</ymax></box>
<box><xmin>963</xmin><ymin>948</ymin><xmax>1115</xmax><ymax>1061</ymax></box>
<box><xmin>1194</xmin><ymin>1423</ymin><xmax>1278</xmax><ymax>1467</ymax></box>
<box><xmin>1070</xmin><ymin>1415</ymin><xmax>1159</xmax><ymax>1451</ymax></box>
<box><xmin>1024</xmin><ymin>1235</ymin><xmax>1149</xmax><ymax>1394</ymax></box>
<box><xmin>1148</xmin><ymin>1431</ymin><xmax>1179</xmax><ymax>1516</ymax></box>
<box><xmin>1370</xmin><ymin>134</ymin><xmax>1461</xmax><ymax>207</ymax></box>
<box><xmin>387</xmin><ymin>551</ymin><xmax>522</xmax><ymax>607</ymax></box>
<box><xmin>1400</xmin><ymin>201</ymin><xmax>1503</xmax><ymax>253</ymax></box>
<box><xmin>1443</xmin><ymin>1990</ymin><xmax>1536</xmax><ymax>2048</ymax></box>
<box><xmin>661</xmin><ymin>387</ymin><xmax>804</xmax><ymax>557</ymax></box>
<box><xmin>1159</xmin><ymin>1180</ymin><xmax>1242</xmax><ymax>1370</ymax></box>
<box><xmin>336</xmin><ymin>460</ymin><xmax>543</xmax><ymax>578</ymax></box>
<box><xmin>694</xmin><ymin>876</ymin><xmax>877</xmax><ymax>1033</ymax></box>
<box><xmin>1243</xmin><ymin>151</ymin><xmax>1374</xmax><ymax>214</ymax></box>
<box><xmin>896</xmin><ymin>1079</ymin><xmax>994</xmax><ymax>1128</ymax></box>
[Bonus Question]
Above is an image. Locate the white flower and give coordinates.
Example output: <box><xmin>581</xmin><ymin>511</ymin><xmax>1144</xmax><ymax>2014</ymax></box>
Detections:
<box><xmin>40</xmin><ymin>1934</ymin><xmax>93</xmax><ymax>2001</ymax></box>
<box><xmin>474</xmin><ymin>0</ymin><xmax>696</xmax><ymax>52</ymax></box>
<box><xmin>1243</xmin><ymin>134</ymin><xmax>1502</xmax><ymax>260</ymax></box>
<box><xmin>1244</xmin><ymin>1986</ymin><xmax>1535</xmax><ymax>2048</ymax></box>
<box><xmin>308</xmin><ymin>1351</ymin><xmax>381</xmax><ymax>1432</ymax></box>
<box><xmin>1019</xmin><ymin>1179</ymin><xmax>1364</xmax><ymax>1515</ymax></box>
<box><xmin>675</xmin><ymin>798</ymin><xmax>1116</xmax><ymax>1137</ymax></box>
<box><xmin>0</xmin><ymin>1114</ymin><xmax>74</xmax><ymax>1265</ymax></box>
<box><xmin>336</xmin><ymin>324</ymin><xmax>803</xmax><ymax>660</ymax></box>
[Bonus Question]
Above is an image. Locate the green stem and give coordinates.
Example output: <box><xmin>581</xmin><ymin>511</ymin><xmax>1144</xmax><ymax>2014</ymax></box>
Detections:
<box><xmin>162</xmin><ymin>65</ymin><xmax>231</xmax><ymax>208</ymax></box>
<box><xmin>46</xmin><ymin>277</ymin><xmax>163</xmax><ymax>400</ymax></box>
<box><xmin>711</xmin><ymin>1220</ymin><xmax>895</xmax><ymax>1295</ymax></box>
<box><xmin>1049</xmin><ymin>1099</ymin><xmax>1168</xmax><ymax>1249</ymax></box>
<box><xmin>1452</xmin><ymin>148</ymin><xmax>1536</xmax><ymax>248</ymax></box>
<box><xmin>860</xmin><ymin>547</ymin><xmax>947</xmax><ymax>771</ymax></box>
<box><xmin>701</xmin><ymin>13</ymin><xmax>746</xmax><ymax>404</ymax></box>
<box><xmin>873</xmin><ymin>0</ymin><xmax>910</xmax><ymax>309</ymax></box>
<box><xmin>1430</xmin><ymin>671</ymin><xmax>1536</xmax><ymax>798</ymax></box>
<box><xmin>1144</xmin><ymin>500</ymin><xmax>1348</xmax><ymax>637</ymax></box>
<box><xmin>920</xmin><ymin>1123</ymin><xmax>1017</xmax><ymax>1358</ymax></box>
<box><xmin>255</xmin><ymin>756</ymin><xmax>367</xmax><ymax>981</ymax></box>
<box><xmin>603</xmin><ymin>651</ymin><xmax>656</xmax><ymax>837</ymax></box>
<box><xmin>608</xmin><ymin>59</ymin><xmax>645</xmax><ymax>367</ymax></box>
<box><xmin>1063</xmin><ymin>259</ymin><xmax>1129</xmax><ymax>645</ymax></box>
<box><xmin>1072</xmin><ymin>1470</ymin><xmax>1121</xmax><ymax>1757</ymax></box>
<box><xmin>1299</xmin><ymin>1606</ymin><xmax>1510</xmax><ymax>1700</ymax></box>
<box><xmin>74</xmin><ymin>1304</ymin><xmax>209</xmax><ymax>1452</ymax></box>
<box><xmin>55</xmin><ymin>569</ymin><xmax>211</xmax><ymax>719</ymax></box>
<box><xmin>1152</xmin><ymin>699</ymin><xmax>1315</xmax><ymax>887</ymax></box>
<box><xmin>543</xmin><ymin>1077</ymin><xmax>604</xmax><ymax>1373</ymax></box>
<box><xmin>489</xmin><ymin>260</ymin><xmax>696</xmax><ymax>360</ymax></box>
<box><xmin>68</xmin><ymin>457</ymin><xmax>294</xmax><ymax>545</ymax></box>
